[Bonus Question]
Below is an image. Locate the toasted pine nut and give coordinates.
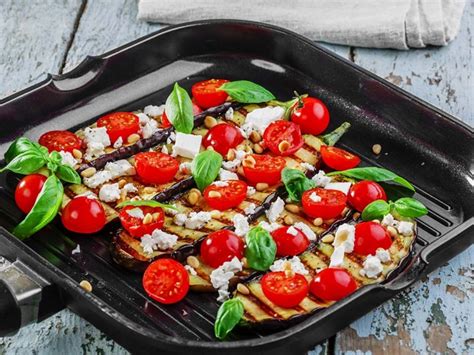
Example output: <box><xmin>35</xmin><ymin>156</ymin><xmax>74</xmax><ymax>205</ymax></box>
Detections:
<box><xmin>321</xmin><ymin>234</ymin><xmax>334</xmax><ymax>243</ymax></box>
<box><xmin>81</xmin><ymin>167</ymin><xmax>96</xmax><ymax>178</ymax></box>
<box><xmin>210</xmin><ymin>210</ymin><xmax>221</xmax><ymax>218</ymax></box>
<box><xmin>387</xmin><ymin>226</ymin><xmax>398</xmax><ymax>237</ymax></box>
<box><xmin>204</xmin><ymin>116</ymin><xmax>217</xmax><ymax>128</ymax></box>
<box><xmin>278</xmin><ymin>140</ymin><xmax>290</xmax><ymax>153</ymax></box>
<box><xmin>236</xmin><ymin>144</ymin><xmax>246</xmax><ymax>151</ymax></box>
<box><xmin>372</xmin><ymin>219</ymin><xmax>381</xmax><ymax>224</ymax></box>
<box><xmin>313</xmin><ymin>217</ymin><xmax>323</xmax><ymax>226</ymax></box>
<box><xmin>353</xmin><ymin>212</ymin><xmax>361</xmax><ymax>220</ymax></box>
<box><xmin>143</xmin><ymin>186</ymin><xmax>157</xmax><ymax>194</ymax></box>
<box><xmin>242</xmin><ymin>155</ymin><xmax>256</xmax><ymax>168</ymax></box>
<box><xmin>72</xmin><ymin>149</ymin><xmax>83</xmax><ymax>159</ymax></box>
<box><xmin>208</xmin><ymin>190</ymin><xmax>222</xmax><ymax>198</ymax></box>
<box><xmin>283</xmin><ymin>261</ymin><xmax>294</xmax><ymax>277</ymax></box>
<box><xmin>127</xmin><ymin>133</ymin><xmax>140</xmax><ymax>144</ymax></box>
<box><xmin>187</xmin><ymin>190</ymin><xmax>200</xmax><ymax>205</ymax></box>
<box><xmin>118</xmin><ymin>179</ymin><xmax>127</xmax><ymax>188</ymax></box>
<box><xmin>79</xmin><ymin>280</ymin><xmax>92</xmax><ymax>293</ymax></box>
<box><xmin>226</xmin><ymin>149</ymin><xmax>236</xmax><ymax>161</ymax></box>
<box><xmin>152</xmin><ymin>212</ymin><xmax>160</xmax><ymax>221</ymax></box>
<box><xmin>372</xmin><ymin>144</ymin><xmax>382</xmax><ymax>155</ymax></box>
<box><xmin>143</xmin><ymin>213</ymin><xmax>153</xmax><ymax>224</ymax></box>
<box><xmin>187</xmin><ymin>256</ymin><xmax>200</xmax><ymax>269</ymax></box>
<box><xmin>284</xmin><ymin>215</ymin><xmax>294</xmax><ymax>225</ymax></box>
<box><xmin>237</xmin><ymin>166</ymin><xmax>244</xmax><ymax>176</ymax></box>
<box><xmin>237</xmin><ymin>283</ymin><xmax>250</xmax><ymax>295</ymax></box>
<box><xmin>253</xmin><ymin>143</ymin><xmax>263</xmax><ymax>154</ymax></box>
<box><xmin>241</xmin><ymin>257</ymin><xmax>248</xmax><ymax>268</ymax></box>
<box><xmin>256</xmin><ymin>182</ymin><xmax>269</xmax><ymax>191</ymax></box>
<box><xmin>249</xmin><ymin>131</ymin><xmax>262</xmax><ymax>143</ymax></box>
<box><xmin>285</xmin><ymin>204</ymin><xmax>300</xmax><ymax>214</ymax></box>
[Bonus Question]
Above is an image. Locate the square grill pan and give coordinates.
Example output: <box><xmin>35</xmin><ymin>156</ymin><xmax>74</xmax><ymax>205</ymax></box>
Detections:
<box><xmin>0</xmin><ymin>20</ymin><xmax>472</xmax><ymax>354</ymax></box>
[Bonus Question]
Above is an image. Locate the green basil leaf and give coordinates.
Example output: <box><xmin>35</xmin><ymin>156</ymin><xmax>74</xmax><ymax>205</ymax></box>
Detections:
<box><xmin>13</xmin><ymin>175</ymin><xmax>63</xmax><ymax>240</ymax></box>
<box><xmin>56</xmin><ymin>165</ymin><xmax>81</xmax><ymax>184</ymax></box>
<box><xmin>214</xmin><ymin>298</ymin><xmax>244</xmax><ymax>340</ymax></box>
<box><xmin>165</xmin><ymin>82</ymin><xmax>194</xmax><ymax>134</ymax></box>
<box><xmin>393</xmin><ymin>197</ymin><xmax>428</xmax><ymax>218</ymax></box>
<box><xmin>281</xmin><ymin>168</ymin><xmax>316</xmax><ymax>202</ymax></box>
<box><xmin>379</xmin><ymin>182</ymin><xmax>415</xmax><ymax>201</ymax></box>
<box><xmin>4</xmin><ymin>137</ymin><xmax>43</xmax><ymax>163</ymax></box>
<box><xmin>192</xmin><ymin>150</ymin><xmax>222</xmax><ymax>191</ymax></box>
<box><xmin>0</xmin><ymin>151</ymin><xmax>46</xmax><ymax>174</ymax></box>
<box><xmin>320</xmin><ymin>122</ymin><xmax>351</xmax><ymax>146</ymax></box>
<box><xmin>245</xmin><ymin>226</ymin><xmax>276</xmax><ymax>271</ymax></box>
<box><xmin>361</xmin><ymin>200</ymin><xmax>391</xmax><ymax>221</ymax></box>
<box><xmin>219</xmin><ymin>80</ymin><xmax>275</xmax><ymax>103</ymax></box>
<box><xmin>116</xmin><ymin>199</ymin><xmax>177</xmax><ymax>210</ymax></box>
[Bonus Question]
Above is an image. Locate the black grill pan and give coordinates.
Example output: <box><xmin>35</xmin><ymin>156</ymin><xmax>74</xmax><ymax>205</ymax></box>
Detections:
<box><xmin>0</xmin><ymin>20</ymin><xmax>472</xmax><ymax>354</ymax></box>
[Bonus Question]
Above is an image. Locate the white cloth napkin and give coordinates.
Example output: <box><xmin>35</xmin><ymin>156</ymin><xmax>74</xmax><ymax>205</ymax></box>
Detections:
<box><xmin>137</xmin><ymin>0</ymin><xmax>465</xmax><ymax>49</ymax></box>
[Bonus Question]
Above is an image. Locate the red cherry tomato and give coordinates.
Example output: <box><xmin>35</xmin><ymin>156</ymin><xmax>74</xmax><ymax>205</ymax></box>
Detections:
<box><xmin>14</xmin><ymin>174</ymin><xmax>47</xmax><ymax>214</ymax></box>
<box><xmin>271</xmin><ymin>226</ymin><xmax>310</xmax><ymax>257</ymax></box>
<box><xmin>97</xmin><ymin>112</ymin><xmax>140</xmax><ymax>144</ymax></box>
<box><xmin>135</xmin><ymin>152</ymin><xmax>179</xmax><ymax>185</ymax></box>
<box><xmin>263</xmin><ymin>120</ymin><xmax>304</xmax><ymax>156</ymax></box>
<box><xmin>203</xmin><ymin>123</ymin><xmax>244</xmax><ymax>156</ymax></box>
<box><xmin>38</xmin><ymin>130</ymin><xmax>82</xmax><ymax>153</ymax></box>
<box><xmin>302</xmin><ymin>188</ymin><xmax>347</xmax><ymax>219</ymax></box>
<box><xmin>142</xmin><ymin>259</ymin><xmax>189</xmax><ymax>304</ymax></box>
<box><xmin>200</xmin><ymin>230</ymin><xmax>244</xmax><ymax>268</ymax></box>
<box><xmin>191</xmin><ymin>79</ymin><xmax>229</xmax><ymax>109</ymax></box>
<box><xmin>162</xmin><ymin>103</ymin><xmax>202</xmax><ymax>128</ymax></box>
<box><xmin>242</xmin><ymin>154</ymin><xmax>286</xmax><ymax>186</ymax></box>
<box><xmin>203</xmin><ymin>180</ymin><xmax>248</xmax><ymax>211</ymax></box>
<box><xmin>119</xmin><ymin>205</ymin><xmax>164</xmax><ymax>238</ymax></box>
<box><xmin>61</xmin><ymin>196</ymin><xmax>106</xmax><ymax>234</ymax></box>
<box><xmin>261</xmin><ymin>271</ymin><xmax>309</xmax><ymax>308</ymax></box>
<box><xmin>320</xmin><ymin>146</ymin><xmax>361</xmax><ymax>171</ymax></box>
<box><xmin>348</xmin><ymin>181</ymin><xmax>387</xmax><ymax>212</ymax></box>
<box><xmin>354</xmin><ymin>221</ymin><xmax>392</xmax><ymax>256</ymax></box>
<box><xmin>309</xmin><ymin>268</ymin><xmax>357</xmax><ymax>301</ymax></box>
<box><xmin>291</xmin><ymin>97</ymin><xmax>330</xmax><ymax>135</ymax></box>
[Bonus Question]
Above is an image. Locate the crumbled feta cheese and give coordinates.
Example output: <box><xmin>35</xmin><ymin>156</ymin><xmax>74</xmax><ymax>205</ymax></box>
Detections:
<box><xmin>333</xmin><ymin>223</ymin><xmax>355</xmax><ymax>253</ymax></box>
<box><xmin>83</xmin><ymin>170</ymin><xmax>113</xmax><ymax>189</ymax></box>
<box><xmin>179</xmin><ymin>161</ymin><xmax>192</xmax><ymax>174</ymax></box>
<box><xmin>210</xmin><ymin>257</ymin><xmax>243</xmax><ymax>301</ymax></box>
<box><xmin>213</xmin><ymin>181</ymin><xmax>229</xmax><ymax>187</ymax></box>
<box><xmin>173</xmin><ymin>213</ymin><xmax>187</xmax><ymax>226</ymax></box>
<box><xmin>185</xmin><ymin>211</ymin><xmax>212</xmax><ymax>230</ymax></box>
<box><xmin>244</xmin><ymin>203</ymin><xmax>256</xmax><ymax>215</ymax></box>
<box><xmin>287</xmin><ymin>226</ymin><xmax>299</xmax><ymax>236</ymax></box>
<box><xmin>185</xmin><ymin>265</ymin><xmax>197</xmax><ymax>276</ymax></box>
<box><xmin>104</xmin><ymin>160</ymin><xmax>136</xmax><ymax>178</ymax></box>
<box><xmin>224</xmin><ymin>107</ymin><xmax>234</xmax><ymax>120</ymax></box>
<box><xmin>329</xmin><ymin>245</ymin><xmax>346</xmax><ymax>267</ymax></box>
<box><xmin>144</xmin><ymin>104</ymin><xmax>165</xmax><ymax>117</ymax></box>
<box><xmin>84</xmin><ymin>126</ymin><xmax>111</xmax><ymax>147</ymax></box>
<box><xmin>247</xmin><ymin>186</ymin><xmax>256</xmax><ymax>197</ymax></box>
<box><xmin>381</xmin><ymin>213</ymin><xmax>396</xmax><ymax>227</ymax></box>
<box><xmin>270</xmin><ymin>256</ymin><xmax>308</xmax><ymax>275</ymax></box>
<box><xmin>300</xmin><ymin>162</ymin><xmax>315</xmax><ymax>171</ymax></box>
<box><xmin>217</xmin><ymin>289</ymin><xmax>230</xmax><ymax>302</ymax></box>
<box><xmin>141</xmin><ymin>118</ymin><xmax>159</xmax><ymax>139</ymax></box>
<box><xmin>136</xmin><ymin>112</ymin><xmax>150</xmax><ymax>125</ymax></box>
<box><xmin>167</xmin><ymin>131</ymin><xmax>176</xmax><ymax>144</ymax></box>
<box><xmin>161</xmin><ymin>144</ymin><xmax>168</xmax><ymax>154</ymax></box>
<box><xmin>232</xmin><ymin>213</ymin><xmax>249</xmax><ymax>237</ymax></box>
<box><xmin>219</xmin><ymin>168</ymin><xmax>238</xmax><ymax>181</ymax></box>
<box><xmin>113</xmin><ymin>137</ymin><xmax>123</xmax><ymax>149</ymax></box>
<box><xmin>241</xmin><ymin>106</ymin><xmax>285</xmax><ymax>135</ymax></box>
<box><xmin>126</xmin><ymin>207</ymin><xmax>145</xmax><ymax>219</ymax></box>
<box><xmin>140</xmin><ymin>229</ymin><xmax>178</xmax><ymax>254</ymax></box>
<box><xmin>222</xmin><ymin>150</ymin><xmax>246</xmax><ymax>171</ymax></box>
<box><xmin>258</xmin><ymin>221</ymin><xmax>281</xmax><ymax>233</ymax></box>
<box><xmin>122</xmin><ymin>183</ymin><xmax>138</xmax><ymax>194</ymax></box>
<box><xmin>266</xmin><ymin>197</ymin><xmax>285</xmax><ymax>223</ymax></box>
<box><xmin>397</xmin><ymin>221</ymin><xmax>414</xmax><ymax>236</ymax></box>
<box><xmin>98</xmin><ymin>183</ymin><xmax>121</xmax><ymax>203</ymax></box>
<box><xmin>59</xmin><ymin>151</ymin><xmax>78</xmax><ymax>167</ymax></box>
<box><xmin>309</xmin><ymin>191</ymin><xmax>322</xmax><ymax>202</ymax></box>
<box><xmin>71</xmin><ymin>244</ymin><xmax>81</xmax><ymax>255</ymax></box>
<box><xmin>293</xmin><ymin>222</ymin><xmax>317</xmax><ymax>241</ymax></box>
<box><xmin>325</xmin><ymin>182</ymin><xmax>352</xmax><ymax>195</ymax></box>
<box><xmin>376</xmin><ymin>248</ymin><xmax>391</xmax><ymax>263</ymax></box>
<box><xmin>84</xmin><ymin>142</ymin><xmax>106</xmax><ymax>161</ymax></box>
<box><xmin>173</xmin><ymin>133</ymin><xmax>202</xmax><ymax>159</ymax></box>
<box><xmin>360</xmin><ymin>255</ymin><xmax>383</xmax><ymax>278</ymax></box>
<box><xmin>311</xmin><ymin>170</ymin><xmax>331</xmax><ymax>187</ymax></box>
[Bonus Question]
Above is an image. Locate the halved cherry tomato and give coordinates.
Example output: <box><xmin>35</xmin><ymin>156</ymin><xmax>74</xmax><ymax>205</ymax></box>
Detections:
<box><xmin>242</xmin><ymin>154</ymin><xmax>286</xmax><ymax>186</ymax></box>
<box><xmin>263</xmin><ymin>120</ymin><xmax>304</xmax><ymax>156</ymax></box>
<box><xmin>261</xmin><ymin>271</ymin><xmax>309</xmax><ymax>308</ymax></box>
<box><xmin>97</xmin><ymin>112</ymin><xmax>140</xmax><ymax>144</ymax></box>
<box><xmin>135</xmin><ymin>152</ymin><xmax>179</xmax><ymax>185</ymax></box>
<box><xmin>61</xmin><ymin>196</ymin><xmax>106</xmax><ymax>234</ymax></box>
<box><xmin>348</xmin><ymin>181</ymin><xmax>387</xmax><ymax>212</ymax></box>
<box><xmin>302</xmin><ymin>188</ymin><xmax>347</xmax><ymax>219</ymax></box>
<box><xmin>310</xmin><ymin>268</ymin><xmax>357</xmax><ymax>301</ymax></box>
<box><xmin>162</xmin><ymin>102</ymin><xmax>202</xmax><ymax>128</ymax></box>
<box><xmin>119</xmin><ymin>205</ymin><xmax>164</xmax><ymax>238</ymax></box>
<box><xmin>14</xmin><ymin>174</ymin><xmax>47</xmax><ymax>214</ymax></box>
<box><xmin>354</xmin><ymin>221</ymin><xmax>392</xmax><ymax>256</ymax></box>
<box><xmin>200</xmin><ymin>230</ymin><xmax>244</xmax><ymax>268</ymax></box>
<box><xmin>142</xmin><ymin>259</ymin><xmax>189</xmax><ymax>304</ymax></box>
<box><xmin>191</xmin><ymin>79</ymin><xmax>229</xmax><ymax>109</ymax></box>
<box><xmin>203</xmin><ymin>180</ymin><xmax>248</xmax><ymax>210</ymax></box>
<box><xmin>291</xmin><ymin>97</ymin><xmax>330</xmax><ymax>135</ymax></box>
<box><xmin>271</xmin><ymin>226</ymin><xmax>310</xmax><ymax>257</ymax></box>
<box><xmin>320</xmin><ymin>146</ymin><xmax>360</xmax><ymax>171</ymax></box>
<box><xmin>39</xmin><ymin>130</ymin><xmax>82</xmax><ymax>153</ymax></box>
<box><xmin>203</xmin><ymin>123</ymin><xmax>244</xmax><ymax>156</ymax></box>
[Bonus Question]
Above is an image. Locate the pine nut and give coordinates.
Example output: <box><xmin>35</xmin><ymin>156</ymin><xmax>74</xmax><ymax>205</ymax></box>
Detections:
<box><xmin>152</xmin><ymin>212</ymin><xmax>160</xmax><ymax>221</ymax></box>
<box><xmin>285</xmin><ymin>204</ymin><xmax>300</xmax><ymax>213</ymax></box>
<box><xmin>143</xmin><ymin>213</ymin><xmax>153</xmax><ymax>224</ymax></box>
<box><xmin>81</xmin><ymin>167</ymin><xmax>96</xmax><ymax>178</ymax></box>
<box><xmin>256</xmin><ymin>182</ymin><xmax>269</xmax><ymax>191</ymax></box>
<box><xmin>143</xmin><ymin>187</ymin><xmax>157</xmax><ymax>194</ymax></box>
<box><xmin>187</xmin><ymin>256</ymin><xmax>200</xmax><ymax>269</ymax></box>
<box><xmin>72</xmin><ymin>149</ymin><xmax>83</xmax><ymax>159</ymax></box>
<box><xmin>79</xmin><ymin>280</ymin><xmax>92</xmax><ymax>293</ymax></box>
<box><xmin>187</xmin><ymin>190</ymin><xmax>200</xmax><ymax>205</ymax></box>
<box><xmin>118</xmin><ymin>179</ymin><xmax>127</xmax><ymax>188</ymax></box>
<box><xmin>313</xmin><ymin>217</ymin><xmax>323</xmax><ymax>226</ymax></box>
<box><xmin>127</xmin><ymin>133</ymin><xmax>140</xmax><ymax>144</ymax></box>
<box><xmin>283</xmin><ymin>261</ymin><xmax>294</xmax><ymax>277</ymax></box>
<box><xmin>387</xmin><ymin>226</ymin><xmax>398</xmax><ymax>237</ymax></box>
<box><xmin>204</xmin><ymin>116</ymin><xmax>217</xmax><ymax>128</ymax></box>
<box><xmin>208</xmin><ymin>190</ymin><xmax>222</xmax><ymax>198</ymax></box>
<box><xmin>278</xmin><ymin>140</ymin><xmax>290</xmax><ymax>153</ymax></box>
<box><xmin>237</xmin><ymin>283</ymin><xmax>250</xmax><ymax>295</ymax></box>
<box><xmin>353</xmin><ymin>212</ymin><xmax>361</xmax><ymax>220</ymax></box>
<box><xmin>226</xmin><ymin>149</ymin><xmax>236</xmax><ymax>161</ymax></box>
<box><xmin>372</xmin><ymin>144</ymin><xmax>382</xmax><ymax>155</ymax></box>
<box><xmin>284</xmin><ymin>215</ymin><xmax>294</xmax><ymax>225</ymax></box>
<box><xmin>321</xmin><ymin>234</ymin><xmax>334</xmax><ymax>243</ymax></box>
<box><xmin>241</xmin><ymin>257</ymin><xmax>248</xmax><ymax>268</ymax></box>
<box><xmin>372</xmin><ymin>219</ymin><xmax>381</xmax><ymax>224</ymax></box>
<box><xmin>242</xmin><ymin>155</ymin><xmax>256</xmax><ymax>168</ymax></box>
<box><xmin>237</xmin><ymin>166</ymin><xmax>244</xmax><ymax>176</ymax></box>
<box><xmin>249</xmin><ymin>131</ymin><xmax>262</xmax><ymax>143</ymax></box>
<box><xmin>253</xmin><ymin>143</ymin><xmax>263</xmax><ymax>154</ymax></box>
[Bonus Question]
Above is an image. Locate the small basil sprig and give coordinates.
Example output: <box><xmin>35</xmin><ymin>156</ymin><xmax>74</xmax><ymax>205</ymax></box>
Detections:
<box><xmin>192</xmin><ymin>150</ymin><xmax>222</xmax><ymax>191</ymax></box>
<box><xmin>245</xmin><ymin>226</ymin><xmax>276</xmax><ymax>271</ymax></box>
<box><xmin>281</xmin><ymin>168</ymin><xmax>316</xmax><ymax>202</ymax></box>
<box><xmin>165</xmin><ymin>82</ymin><xmax>194</xmax><ymax>134</ymax></box>
<box><xmin>214</xmin><ymin>298</ymin><xmax>244</xmax><ymax>340</ymax></box>
<box><xmin>219</xmin><ymin>80</ymin><xmax>275</xmax><ymax>103</ymax></box>
<box><xmin>361</xmin><ymin>197</ymin><xmax>428</xmax><ymax>221</ymax></box>
<box><xmin>116</xmin><ymin>199</ymin><xmax>177</xmax><ymax>210</ymax></box>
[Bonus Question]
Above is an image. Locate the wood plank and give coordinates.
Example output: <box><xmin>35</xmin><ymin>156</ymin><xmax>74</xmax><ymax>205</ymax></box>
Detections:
<box><xmin>0</xmin><ymin>0</ymin><xmax>83</xmax><ymax>97</ymax></box>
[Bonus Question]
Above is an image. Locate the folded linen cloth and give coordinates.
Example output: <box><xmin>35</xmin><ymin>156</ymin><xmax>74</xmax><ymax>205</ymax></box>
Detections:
<box><xmin>137</xmin><ymin>0</ymin><xmax>465</xmax><ymax>49</ymax></box>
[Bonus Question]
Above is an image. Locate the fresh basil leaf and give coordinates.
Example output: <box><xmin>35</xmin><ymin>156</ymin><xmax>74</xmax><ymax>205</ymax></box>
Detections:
<box><xmin>245</xmin><ymin>226</ymin><xmax>276</xmax><ymax>271</ymax></box>
<box><xmin>13</xmin><ymin>175</ymin><xmax>63</xmax><ymax>239</ymax></box>
<box><xmin>165</xmin><ymin>82</ymin><xmax>194</xmax><ymax>134</ymax></box>
<box><xmin>192</xmin><ymin>150</ymin><xmax>222</xmax><ymax>191</ymax></box>
<box><xmin>116</xmin><ymin>199</ymin><xmax>177</xmax><ymax>210</ymax></box>
<box><xmin>393</xmin><ymin>197</ymin><xmax>428</xmax><ymax>218</ymax></box>
<box><xmin>56</xmin><ymin>165</ymin><xmax>81</xmax><ymax>184</ymax></box>
<box><xmin>219</xmin><ymin>80</ymin><xmax>275</xmax><ymax>103</ymax></box>
<box><xmin>214</xmin><ymin>298</ymin><xmax>244</xmax><ymax>340</ymax></box>
<box><xmin>4</xmin><ymin>137</ymin><xmax>43</xmax><ymax>163</ymax></box>
<box><xmin>379</xmin><ymin>182</ymin><xmax>415</xmax><ymax>201</ymax></box>
<box><xmin>0</xmin><ymin>151</ymin><xmax>46</xmax><ymax>174</ymax></box>
<box><xmin>320</xmin><ymin>122</ymin><xmax>351</xmax><ymax>146</ymax></box>
<box><xmin>361</xmin><ymin>200</ymin><xmax>391</xmax><ymax>221</ymax></box>
<box><xmin>281</xmin><ymin>168</ymin><xmax>316</xmax><ymax>202</ymax></box>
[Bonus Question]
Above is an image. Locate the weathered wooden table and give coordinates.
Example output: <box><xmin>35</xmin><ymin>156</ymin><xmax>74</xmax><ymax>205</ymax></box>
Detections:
<box><xmin>0</xmin><ymin>1</ymin><xmax>472</xmax><ymax>354</ymax></box>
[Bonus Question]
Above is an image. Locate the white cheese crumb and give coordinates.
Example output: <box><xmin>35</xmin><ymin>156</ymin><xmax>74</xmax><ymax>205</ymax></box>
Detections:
<box><xmin>329</xmin><ymin>245</ymin><xmax>346</xmax><ymax>267</ymax></box>
<box><xmin>258</xmin><ymin>221</ymin><xmax>282</xmax><ymax>233</ymax></box>
<box><xmin>184</xmin><ymin>211</ymin><xmax>212</xmax><ymax>230</ymax></box>
<box><xmin>311</xmin><ymin>170</ymin><xmax>331</xmax><ymax>187</ymax></box>
<box><xmin>244</xmin><ymin>203</ymin><xmax>256</xmax><ymax>215</ymax></box>
<box><xmin>126</xmin><ymin>207</ymin><xmax>144</xmax><ymax>219</ymax></box>
<box><xmin>98</xmin><ymin>183</ymin><xmax>121</xmax><ymax>203</ymax></box>
<box><xmin>397</xmin><ymin>221</ymin><xmax>414</xmax><ymax>236</ymax></box>
<box><xmin>104</xmin><ymin>160</ymin><xmax>136</xmax><ymax>179</ymax></box>
<box><xmin>173</xmin><ymin>133</ymin><xmax>202</xmax><ymax>159</ymax></box>
<box><xmin>309</xmin><ymin>191</ymin><xmax>322</xmax><ymax>202</ymax></box>
<box><xmin>376</xmin><ymin>248</ymin><xmax>391</xmax><ymax>263</ymax></box>
<box><xmin>241</xmin><ymin>106</ymin><xmax>285</xmax><ymax>135</ymax></box>
<box><xmin>140</xmin><ymin>229</ymin><xmax>178</xmax><ymax>254</ymax></box>
<box><xmin>224</xmin><ymin>107</ymin><xmax>234</xmax><ymax>120</ymax></box>
<box><xmin>381</xmin><ymin>213</ymin><xmax>397</xmax><ymax>227</ymax></box>
<box><xmin>167</xmin><ymin>131</ymin><xmax>176</xmax><ymax>144</ymax></box>
<box><xmin>84</xmin><ymin>142</ymin><xmax>106</xmax><ymax>161</ymax></box>
<box><xmin>76</xmin><ymin>191</ymin><xmax>98</xmax><ymax>200</ymax></box>
<box><xmin>333</xmin><ymin>223</ymin><xmax>355</xmax><ymax>253</ymax></box>
<box><xmin>141</xmin><ymin>118</ymin><xmax>159</xmax><ymax>139</ymax></box>
<box><xmin>84</xmin><ymin>126</ymin><xmax>111</xmax><ymax>147</ymax></box>
<box><xmin>219</xmin><ymin>168</ymin><xmax>238</xmax><ymax>181</ymax></box>
<box><xmin>246</xmin><ymin>186</ymin><xmax>256</xmax><ymax>197</ymax></box>
<box><xmin>293</xmin><ymin>222</ymin><xmax>317</xmax><ymax>241</ymax></box>
<box><xmin>300</xmin><ymin>162</ymin><xmax>315</xmax><ymax>171</ymax></box>
<box><xmin>71</xmin><ymin>244</ymin><xmax>81</xmax><ymax>255</ymax></box>
<box><xmin>266</xmin><ymin>197</ymin><xmax>285</xmax><ymax>223</ymax></box>
<box><xmin>270</xmin><ymin>256</ymin><xmax>308</xmax><ymax>275</ymax></box>
<box><xmin>144</xmin><ymin>104</ymin><xmax>165</xmax><ymax>117</ymax></box>
<box><xmin>122</xmin><ymin>183</ymin><xmax>138</xmax><ymax>194</ymax></box>
<box><xmin>222</xmin><ymin>149</ymin><xmax>247</xmax><ymax>172</ymax></box>
<box><xmin>83</xmin><ymin>170</ymin><xmax>112</xmax><ymax>189</ymax></box>
<box><xmin>210</xmin><ymin>257</ymin><xmax>243</xmax><ymax>301</ymax></box>
<box><xmin>360</xmin><ymin>255</ymin><xmax>383</xmax><ymax>278</ymax></box>
<box><xmin>185</xmin><ymin>265</ymin><xmax>197</xmax><ymax>276</ymax></box>
<box><xmin>287</xmin><ymin>226</ymin><xmax>299</xmax><ymax>236</ymax></box>
<box><xmin>136</xmin><ymin>112</ymin><xmax>150</xmax><ymax>125</ymax></box>
<box><xmin>59</xmin><ymin>151</ymin><xmax>78</xmax><ymax>167</ymax></box>
<box><xmin>113</xmin><ymin>136</ymin><xmax>123</xmax><ymax>149</ymax></box>
<box><xmin>232</xmin><ymin>213</ymin><xmax>249</xmax><ymax>237</ymax></box>
<box><xmin>212</xmin><ymin>181</ymin><xmax>229</xmax><ymax>187</ymax></box>
<box><xmin>325</xmin><ymin>182</ymin><xmax>352</xmax><ymax>195</ymax></box>
<box><xmin>173</xmin><ymin>213</ymin><xmax>187</xmax><ymax>226</ymax></box>
<box><xmin>217</xmin><ymin>289</ymin><xmax>230</xmax><ymax>302</ymax></box>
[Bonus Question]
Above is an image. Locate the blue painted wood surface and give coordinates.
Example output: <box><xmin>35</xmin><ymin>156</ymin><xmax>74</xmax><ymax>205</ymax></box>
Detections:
<box><xmin>0</xmin><ymin>1</ymin><xmax>472</xmax><ymax>354</ymax></box>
